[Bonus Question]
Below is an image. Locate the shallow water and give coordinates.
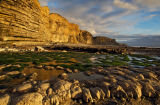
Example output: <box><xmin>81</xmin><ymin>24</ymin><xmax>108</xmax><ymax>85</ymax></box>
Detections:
<box><xmin>22</xmin><ymin>67</ymin><xmax>64</xmax><ymax>81</ymax></box>
<box><xmin>68</xmin><ymin>72</ymin><xmax>104</xmax><ymax>81</ymax></box>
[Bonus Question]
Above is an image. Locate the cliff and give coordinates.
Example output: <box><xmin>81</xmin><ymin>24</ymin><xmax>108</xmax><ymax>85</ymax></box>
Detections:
<box><xmin>0</xmin><ymin>0</ymin><xmax>119</xmax><ymax>46</ymax></box>
<box><xmin>93</xmin><ymin>36</ymin><xmax>119</xmax><ymax>45</ymax></box>
<box><xmin>49</xmin><ymin>13</ymin><xmax>80</xmax><ymax>43</ymax></box>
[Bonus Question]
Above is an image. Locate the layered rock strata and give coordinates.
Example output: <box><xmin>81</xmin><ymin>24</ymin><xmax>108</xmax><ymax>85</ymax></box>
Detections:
<box><xmin>0</xmin><ymin>0</ymin><xmax>118</xmax><ymax>46</ymax></box>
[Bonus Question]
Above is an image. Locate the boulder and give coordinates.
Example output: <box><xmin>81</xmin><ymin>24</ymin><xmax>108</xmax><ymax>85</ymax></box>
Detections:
<box><xmin>128</xmin><ymin>84</ymin><xmax>142</xmax><ymax>99</ymax></box>
<box><xmin>136</xmin><ymin>74</ymin><xmax>145</xmax><ymax>80</ymax></box>
<box><xmin>58</xmin><ymin>73</ymin><xmax>68</xmax><ymax>79</ymax></box>
<box><xmin>100</xmin><ymin>82</ymin><xmax>111</xmax><ymax>87</ymax></box>
<box><xmin>35</xmin><ymin>65</ymin><xmax>43</xmax><ymax>69</ymax></box>
<box><xmin>0</xmin><ymin>75</ymin><xmax>7</xmax><ymax>80</ymax></box>
<box><xmin>111</xmin><ymin>85</ymin><xmax>127</xmax><ymax>99</ymax></box>
<box><xmin>44</xmin><ymin>66</ymin><xmax>55</xmax><ymax>70</ymax></box>
<box><xmin>53</xmin><ymin>80</ymin><xmax>72</xmax><ymax>100</ymax></box>
<box><xmin>6</xmin><ymin>71</ymin><xmax>20</xmax><ymax>75</ymax></box>
<box><xmin>39</xmin><ymin>83</ymin><xmax>50</xmax><ymax>91</ymax></box>
<box><xmin>50</xmin><ymin>95</ymin><xmax>60</xmax><ymax>105</ymax></box>
<box><xmin>82</xmin><ymin>88</ymin><xmax>93</xmax><ymax>103</ymax></box>
<box><xmin>73</xmin><ymin>69</ymin><xmax>79</xmax><ymax>73</ymax></box>
<box><xmin>15</xmin><ymin>93</ymin><xmax>43</xmax><ymax>105</ymax></box>
<box><xmin>90</xmin><ymin>87</ymin><xmax>105</xmax><ymax>100</ymax></box>
<box><xmin>101</xmin><ymin>87</ymin><xmax>110</xmax><ymax>98</ymax></box>
<box><xmin>71</xmin><ymin>85</ymin><xmax>82</xmax><ymax>99</ymax></box>
<box><xmin>141</xmin><ymin>82</ymin><xmax>156</xmax><ymax>97</ymax></box>
<box><xmin>29</xmin><ymin>73</ymin><xmax>38</xmax><ymax>80</ymax></box>
<box><xmin>47</xmin><ymin>88</ymin><xmax>53</xmax><ymax>96</ymax></box>
<box><xmin>35</xmin><ymin>46</ymin><xmax>45</xmax><ymax>52</ymax></box>
<box><xmin>66</xmin><ymin>68</ymin><xmax>72</xmax><ymax>73</ymax></box>
<box><xmin>53</xmin><ymin>80</ymin><xmax>72</xmax><ymax>92</ymax></box>
<box><xmin>15</xmin><ymin>83</ymin><xmax>32</xmax><ymax>92</ymax></box>
<box><xmin>144</xmin><ymin>72</ymin><xmax>158</xmax><ymax>80</ymax></box>
<box><xmin>56</xmin><ymin>66</ymin><xmax>64</xmax><ymax>70</ymax></box>
<box><xmin>0</xmin><ymin>94</ymin><xmax>10</xmax><ymax>105</ymax></box>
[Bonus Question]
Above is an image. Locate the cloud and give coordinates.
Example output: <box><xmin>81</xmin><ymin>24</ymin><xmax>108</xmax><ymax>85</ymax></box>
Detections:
<box><xmin>39</xmin><ymin>0</ymin><xmax>160</xmax><ymax>37</ymax></box>
<box><xmin>39</xmin><ymin>0</ymin><xmax>50</xmax><ymax>6</ymax></box>
<box><xmin>114</xmin><ymin>0</ymin><xmax>138</xmax><ymax>10</ymax></box>
<box><xmin>135</xmin><ymin>0</ymin><xmax>160</xmax><ymax>9</ymax></box>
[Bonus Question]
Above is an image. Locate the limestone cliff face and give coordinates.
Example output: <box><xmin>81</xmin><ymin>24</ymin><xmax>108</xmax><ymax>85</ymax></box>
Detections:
<box><xmin>0</xmin><ymin>0</ymin><xmax>51</xmax><ymax>42</ymax></box>
<box><xmin>49</xmin><ymin>13</ymin><xmax>80</xmax><ymax>43</ymax></box>
<box><xmin>0</xmin><ymin>0</ymin><xmax>119</xmax><ymax>46</ymax></box>
<box><xmin>77</xmin><ymin>30</ymin><xmax>93</xmax><ymax>44</ymax></box>
<box><xmin>0</xmin><ymin>0</ymin><xmax>82</xmax><ymax>45</ymax></box>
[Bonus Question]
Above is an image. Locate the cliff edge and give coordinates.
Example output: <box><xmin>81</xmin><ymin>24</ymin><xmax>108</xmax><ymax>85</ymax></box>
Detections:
<box><xmin>0</xmin><ymin>0</ymin><xmax>118</xmax><ymax>46</ymax></box>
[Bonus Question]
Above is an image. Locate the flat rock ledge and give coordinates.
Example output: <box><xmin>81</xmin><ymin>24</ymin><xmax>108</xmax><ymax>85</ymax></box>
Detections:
<box><xmin>0</xmin><ymin>66</ymin><xmax>160</xmax><ymax>105</ymax></box>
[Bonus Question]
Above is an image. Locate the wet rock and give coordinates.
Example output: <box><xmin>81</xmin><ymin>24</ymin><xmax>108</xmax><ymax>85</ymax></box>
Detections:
<box><xmin>15</xmin><ymin>93</ymin><xmax>43</xmax><ymax>105</ymax></box>
<box><xmin>73</xmin><ymin>69</ymin><xmax>79</xmax><ymax>73</ymax></box>
<box><xmin>39</xmin><ymin>83</ymin><xmax>50</xmax><ymax>91</ymax></box>
<box><xmin>82</xmin><ymin>88</ymin><xmax>93</xmax><ymax>103</ymax></box>
<box><xmin>15</xmin><ymin>83</ymin><xmax>32</xmax><ymax>93</ymax></box>
<box><xmin>71</xmin><ymin>85</ymin><xmax>82</xmax><ymax>99</ymax></box>
<box><xmin>0</xmin><ymin>75</ymin><xmax>7</xmax><ymax>80</ymax></box>
<box><xmin>0</xmin><ymin>94</ymin><xmax>10</xmax><ymax>105</ymax></box>
<box><xmin>73</xmin><ymin>80</ymin><xmax>80</xmax><ymax>84</ymax></box>
<box><xmin>128</xmin><ymin>84</ymin><xmax>142</xmax><ymax>99</ymax></box>
<box><xmin>111</xmin><ymin>85</ymin><xmax>127</xmax><ymax>99</ymax></box>
<box><xmin>110</xmin><ymin>78</ymin><xmax>117</xmax><ymax>83</ymax></box>
<box><xmin>66</xmin><ymin>68</ymin><xmax>72</xmax><ymax>73</ymax></box>
<box><xmin>100</xmin><ymin>82</ymin><xmax>111</xmax><ymax>87</ymax></box>
<box><xmin>35</xmin><ymin>46</ymin><xmax>45</xmax><ymax>52</ymax></box>
<box><xmin>141</xmin><ymin>82</ymin><xmax>156</xmax><ymax>97</ymax></box>
<box><xmin>22</xmin><ymin>73</ymin><xmax>26</xmax><ymax>77</ymax></box>
<box><xmin>84</xmin><ymin>71</ymin><xmax>94</xmax><ymax>76</ymax></box>
<box><xmin>32</xmin><ymin>81</ymin><xmax>37</xmax><ymax>85</ymax></box>
<box><xmin>136</xmin><ymin>74</ymin><xmax>145</xmax><ymax>80</ymax></box>
<box><xmin>0</xmin><ymin>65</ymin><xmax>6</xmax><ymax>70</ymax></box>
<box><xmin>14</xmin><ymin>64</ymin><xmax>21</xmax><ymax>68</ymax></box>
<box><xmin>62</xmin><ymin>50</ymin><xmax>67</xmax><ymax>52</ymax></box>
<box><xmin>53</xmin><ymin>80</ymin><xmax>72</xmax><ymax>92</ymax></box>
<box><xmin>144</xmin><ymin>72</ymin><xmax>158</xmax><ymax>80</ymax></box>
<box><xmin>47</xmin><ymin>88</ymin><xmax>53</xmax><ymax>96</ymax></box>
<box><xmin>78</xmin><ymin>99</ymin><xmax>83</xmax><ymax>104</ymax></box>
<box><xmin>29</xmin><ymin>73</ymin><xmax>38</xmax><ymax>80</ymax></box>
<box><xmin>53</xmin><ymin>80</ymin><xmax>72</xmax><ymax>100</ymax></box>
<box><xmin>6</xmin><ymin>71</ymin><xmax>20</xmax><ymax>75</ymax></box>
<box><xmin>50</xmin><ymin>95</ymin><xmax>60</xmax><ymax>105</ymax></box>
<box><xmin>56</xmin><ymin>66</ymin><xmax>64</xmax><ymax>70</ymax></box>
<box><xmin>35</xmin><ymin>65</ymin><xmax>43</xmax><ymax>69</ymax></box>
<box><xmin>43</xmin><ymin>97</ymin><xmax>51</xmax><ymax>105</ymax></box>
<box><xmin>90</xmin><ymin>87</ymin><xmax>105</xmax><ymax>100</ymax></box>
<box><xmin>101</xmin><ymin>87</ymin><xmax>110</xmax><ymax>98</ymax></box>
<box><xmin>59</xmin><ymin>73</ymin><xmax>68</xmax><ymax>79</ymax></box>
<box><xmin>0</xmin><ymin>89</ymin><xmax>7</xmax><ymax>94</ymax></box>
<box><xmin>44</xmin><ymin>66</ymin><xmax>55</xmax><ymax>70</ymax></box>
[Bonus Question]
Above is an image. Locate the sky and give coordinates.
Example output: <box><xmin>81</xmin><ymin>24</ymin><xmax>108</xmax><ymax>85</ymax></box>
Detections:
<box><xmin>39</xmin><ymin>0</ymin><xmax>160</xmax><ymax>39</ymax></box>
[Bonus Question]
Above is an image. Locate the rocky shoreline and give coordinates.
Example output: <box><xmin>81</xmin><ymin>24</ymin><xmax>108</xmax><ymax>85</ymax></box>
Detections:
<box><xmin>0</xmin><ymin>65</ymin><xmax>160</xmax><ymax>105</ymax></box>
<box><xmin>1</xmin><ymin>44</ymin><xmax>160</xmax><ymax>56</ymax></box>
<box><xmin>0</xmin><ymin>46</ymin><xmax>160</xmax><ymax>105</ymax></box>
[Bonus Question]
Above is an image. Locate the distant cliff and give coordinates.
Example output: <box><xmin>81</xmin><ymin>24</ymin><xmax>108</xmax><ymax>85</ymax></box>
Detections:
<box><xmin>0</xmin><ymin>0</ymin><xmax>119</xmax><ymax>46</ymax></box>
<box><xmin>93</xmin><ymin>36</ymin><xmax>119</xmax><ymax>45</ymax></box>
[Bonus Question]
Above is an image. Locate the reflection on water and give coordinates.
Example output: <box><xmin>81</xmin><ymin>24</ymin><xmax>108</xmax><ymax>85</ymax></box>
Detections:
<box><xmin>22</xmin><ymin>67</ymin><xmax>64</xmax><ymax>81</ymax></box>
<box><xmin>0</xmin><ymin>66</ymin><xmax>64</xmax><ymax>89</ymax></box>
